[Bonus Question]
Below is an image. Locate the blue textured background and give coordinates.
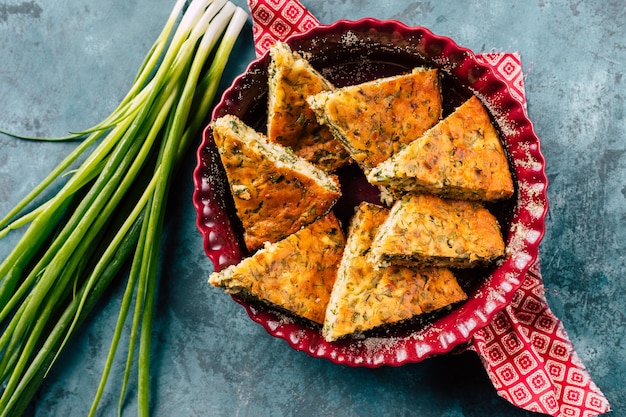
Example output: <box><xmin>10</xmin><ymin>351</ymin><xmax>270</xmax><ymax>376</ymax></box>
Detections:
<box><xmin>1</xmin><ymin>1</ymin><xmax>624</xmax><ymax>415</ymax></box>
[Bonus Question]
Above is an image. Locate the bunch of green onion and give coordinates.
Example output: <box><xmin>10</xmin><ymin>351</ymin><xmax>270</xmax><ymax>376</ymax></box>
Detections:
<box><xmin>0</xmin><ymin>0</ymin><xmax>247</xmax><ymax>415</ymax></box>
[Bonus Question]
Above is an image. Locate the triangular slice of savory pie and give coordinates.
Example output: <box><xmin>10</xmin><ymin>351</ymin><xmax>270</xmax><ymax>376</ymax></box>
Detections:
<box><xmin>369</xmin><ymin>194</ymin><xmax>505</xmax><ymax>269</ymax></box>
<box><xmin>209</xmin><ymin>212</ymin><xmax>345</xmax><ymax>325</ymax></box>
<box><xmin>307</xmin><ymin>67</ymin><xmax>442</xmax><ymax>173</ymax></box>
<box><xmin>211</xmin><ymin>114</ymin><xmax>341</xmax><ymax>251</ymax></box>
<box><xmin>322</xmin><ymin>202</ymin><xmax>466</xmax><ymax>341</ymax></box>
<box><xmin>267</xmin><ymin>42</ymin><xmax>351</xmax><ymax>171</ymax></box>
<box><xmin>367</xmin><ymin>95</ymin><xmax>514</xmax><ymax>202</ymax></box>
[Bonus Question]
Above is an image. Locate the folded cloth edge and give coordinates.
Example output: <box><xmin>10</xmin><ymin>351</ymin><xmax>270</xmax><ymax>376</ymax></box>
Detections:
<box><xmin>471</xmin><ymin>259</ymin><xmax>611</xmax><ymax>416</ymax></box>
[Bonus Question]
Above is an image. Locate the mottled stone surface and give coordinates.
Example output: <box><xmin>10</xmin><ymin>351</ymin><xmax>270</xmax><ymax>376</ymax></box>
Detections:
<box><xmin>0</xmin><ymin>0</ymin><xmax>623</xmax><ymax>416</ymax></box>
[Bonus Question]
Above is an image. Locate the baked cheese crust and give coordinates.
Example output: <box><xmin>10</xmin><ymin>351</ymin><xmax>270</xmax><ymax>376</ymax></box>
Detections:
<box><xmin>211</xmin><ymin>115</ymin><xmax>341</xmax><ymax>251</ymax></box>
<box><xmin>209</xmin><ymin>212</ymin><xmax>345</xmax><ymax>324</ymax></box>
<box><xmin>267</xmin><ymin>42</ymin><xmax>351</xmax><ymax>171</ymax></box>
<box><xmin>367</xmin><ymin>96</ymin><xmax>514</xmax><ymax>202</ymax></box>
<box><xmin>307</xmin><ymin>68</ymin><xmax>442</xmax><ymax>173</ymax></box>
<box><xmin>323</xmin><ymin>202</ymin><xmax>466</xmax><ymax>341</ymax></box>
<box><xmin>370</xmin><ymin>194</ymin><xmax>505</xmax><ymax>268</ymax></box>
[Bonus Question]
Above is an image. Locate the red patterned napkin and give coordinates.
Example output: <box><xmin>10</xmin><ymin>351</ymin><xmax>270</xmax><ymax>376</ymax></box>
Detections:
<box><xmin>470</xmin><ymin>261</ymin><xmax>610</xmax><ymax>416</ymax></box>
<box><xmin>248</xmin><ymin>0</ymin><xmax>320</xmax><ymax>57</ymax></box>
<box><xmin>246</xmin><ymin>1</ymin><xmax>611</xmax><ymax>415</ymax></box>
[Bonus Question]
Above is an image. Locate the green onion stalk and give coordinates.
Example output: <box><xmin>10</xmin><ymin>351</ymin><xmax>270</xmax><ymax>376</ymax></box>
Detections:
<box><xmin>0</xmin><ymin>0</ymin><xmax>248</xmax><ymax>415</ymax></box>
